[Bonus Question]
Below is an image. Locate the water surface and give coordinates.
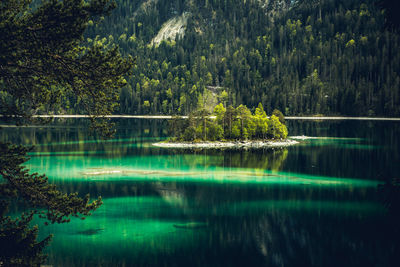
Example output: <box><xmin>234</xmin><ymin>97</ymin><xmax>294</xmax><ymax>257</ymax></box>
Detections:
<box><xmin>1</xmin><ymin>119</ymin><xmax>399</xmax><ymax>266</ymax></box>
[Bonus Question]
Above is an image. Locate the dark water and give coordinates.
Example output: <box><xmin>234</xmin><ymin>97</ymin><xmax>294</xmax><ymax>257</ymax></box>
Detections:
<box><xmin>1</xmin><ymin>119</ymin><xmax>399</xmax><ymax>266</ymax></box>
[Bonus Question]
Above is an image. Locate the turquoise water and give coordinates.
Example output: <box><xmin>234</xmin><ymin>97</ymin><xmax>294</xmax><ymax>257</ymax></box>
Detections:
<box><xmin>1</xmin><ymin>119</ymin><xmax>399</xmax><ymax>266</ymax></box>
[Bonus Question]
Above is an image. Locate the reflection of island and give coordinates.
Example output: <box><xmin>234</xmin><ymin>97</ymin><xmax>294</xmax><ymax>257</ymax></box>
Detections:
<box><xmin>182</xmin><ymin>148</ymin><xmax>290</xmax><ymax>171</ymax></box>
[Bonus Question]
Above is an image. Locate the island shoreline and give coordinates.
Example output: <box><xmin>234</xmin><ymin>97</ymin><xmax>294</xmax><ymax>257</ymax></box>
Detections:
<box><xmin>152</xmin><ymin>139</ymin><xmax>299</xmax><ymax>149</ymax></box>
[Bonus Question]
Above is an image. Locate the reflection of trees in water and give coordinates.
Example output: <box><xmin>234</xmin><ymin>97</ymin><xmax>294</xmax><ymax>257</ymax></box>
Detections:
<box><xmin>33</xmin><ymin>176</ymin><xmax>397</xmax><ymax>266</ymax></box>
<box><xmin>59</xmin><ymin>180</ymin><xmax>394</xmax><ymax>266</ymax></box>
<box><xmin>177</xmin><ymin>148</ymin><xmax>289</xmax><ymax>171</ymax></box>
<box><xmin>212</xmin><ymin>208</ymin><xmax>397</xmax><ymax>266</ymax></box>
<box><xmin>287</xmin><ymin>120</ymin><xmax>400</xmax><ymax>181</ymax></box>
<box><xmin>378</xmin><ymin>178</ymin><xmax>400</xmax><ymax>246</ymax></box>
<box><xmin>55</xmin><ymin>179</ymin><xmax>379</xmax><ymax>213</ymax></box>
<box><xmin>379</xmin><ymin>179</ymin><xmax>400</xmax><ymax>219</ymax></box>
<box><xmin>0</xmin><ymin>120</ymin><xmax>171</xmax><ymax>161</ymax></box>
<box><xmin>0</xmin><ymin>118</ymin><xmax>169</xmax><ymax>146</ymax></box>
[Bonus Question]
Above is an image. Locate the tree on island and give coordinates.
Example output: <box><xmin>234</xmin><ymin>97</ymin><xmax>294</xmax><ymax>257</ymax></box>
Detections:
<box><xmin>169</xmin><ymin>103</ymin><xmax>288</xmax><ymax>142</ymax></box>
<box><xmin>236</xmin><ymin>104</ymin><xmax>253</xmax><ymax>139</ymax></box>
<box><xmin>0</xmin><ymin>0</ymin><xmax>133</xmax><ymax>265</ymax></box>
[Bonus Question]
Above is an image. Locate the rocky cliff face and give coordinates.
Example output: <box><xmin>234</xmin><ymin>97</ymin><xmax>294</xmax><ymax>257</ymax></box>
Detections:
<box><xmin>150</xmin><ymin>12</ymin><xmax>191</xmax><ymax>46</ymax></box>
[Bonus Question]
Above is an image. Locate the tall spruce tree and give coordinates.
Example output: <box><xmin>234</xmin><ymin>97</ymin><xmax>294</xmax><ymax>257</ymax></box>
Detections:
<box><xmin>0</xmin><ymin>0</ymin><xmax>133</xmax><ymax>265</ymax></box>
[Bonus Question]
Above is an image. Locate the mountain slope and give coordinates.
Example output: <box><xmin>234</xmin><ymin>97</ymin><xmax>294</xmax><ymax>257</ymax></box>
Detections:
<box><xmin>78</xmin><ymin>0</ymin><xmax>400</xmax><ymax>116</ymax></box>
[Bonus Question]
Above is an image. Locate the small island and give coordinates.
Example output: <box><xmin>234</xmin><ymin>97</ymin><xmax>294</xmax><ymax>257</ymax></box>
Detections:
<box><xmin>154</xmin><ymin>103</ymin><xmax>298</xmax><ymax>149</ymax></box>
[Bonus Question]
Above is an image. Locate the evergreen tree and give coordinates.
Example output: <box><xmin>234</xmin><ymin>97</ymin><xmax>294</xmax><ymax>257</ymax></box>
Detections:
<box><xmin>0</xmin><ymin>0</ymin><xmax>133</xmax><ymax>265</ymax></box>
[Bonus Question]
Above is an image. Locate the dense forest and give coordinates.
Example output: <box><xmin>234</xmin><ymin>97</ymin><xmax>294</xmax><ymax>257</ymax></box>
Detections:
<box><xmin>38</xmin><ymin>0</ymin><xmax>400</xmax><ymax>116</ymax></box>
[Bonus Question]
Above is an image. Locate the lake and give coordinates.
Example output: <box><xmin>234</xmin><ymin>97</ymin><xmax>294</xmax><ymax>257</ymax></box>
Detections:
<box><xmin>1</xmin><ymin>119</ymin><xmax>399</xmax><ymax>266</ymax></box>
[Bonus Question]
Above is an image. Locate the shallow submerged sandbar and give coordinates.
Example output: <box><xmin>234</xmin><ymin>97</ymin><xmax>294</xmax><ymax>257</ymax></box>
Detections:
<box><xmin>81</xmin><ymin>168</ymin><xmax>277</xmax><ymax>179</ymax></box>
<box><xmin>81</xmin><ymin>169</ymin><xmax>192</xmax><ymax>177</ymax></box>
<box><xmin>79</xmin><ymin>167</ymin><xmax>379</xmax><ymax>187</ymax></box>
<box><xmin>152</xmin><ymin>139</ymin><xmax>299</xmax><ymax>149</ymax></box>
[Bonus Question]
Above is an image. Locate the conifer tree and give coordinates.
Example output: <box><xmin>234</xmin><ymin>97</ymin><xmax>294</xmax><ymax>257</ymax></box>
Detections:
<box><xmin>0</xmin><ymin>1</ymin><xmax>133</xmax><ymax>265</ymax></box>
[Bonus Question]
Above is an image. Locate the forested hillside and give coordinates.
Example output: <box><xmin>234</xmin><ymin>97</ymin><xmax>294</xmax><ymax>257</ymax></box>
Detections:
<box><xmin>62</xmin><ymin>0</ymin><xmax>400</xmax><ymax>116</ymax></box>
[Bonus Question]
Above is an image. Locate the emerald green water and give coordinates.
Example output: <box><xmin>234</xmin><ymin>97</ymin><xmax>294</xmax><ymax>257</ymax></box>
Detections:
<box><xmin>1</xmin><ymin>119</ymin><xmax>399</xmax><ymax>266</ymax></box>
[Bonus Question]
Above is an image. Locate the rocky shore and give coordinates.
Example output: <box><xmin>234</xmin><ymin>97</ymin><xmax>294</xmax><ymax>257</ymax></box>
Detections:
<box><xmin>152</xmin><ymin>139</ymin><xmax>299</xmax><ymax>149</ymax></box>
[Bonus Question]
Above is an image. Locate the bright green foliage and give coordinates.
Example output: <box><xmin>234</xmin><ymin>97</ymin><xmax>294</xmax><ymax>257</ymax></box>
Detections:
<box><xmin>255</xmin><ymin>103</ymin><xmax>267</xmax><ymax>118</ymax></box>
<box><xmin>213</xmin><ymin>103</ymin><xmax>226</xmax><ymax>124</ymax></box>
<box><xmin>272</xmin><ymin>109</ymin><xmax>286</xmax><ymax>124</ymax></box>
<box><xmin>0</xmin><ymin>0</ymin><xmax>133</xmax><ymax>265</ymax></box>
<box><xmin>169</xmin><ymin>103</ymin><xmax>288</xmax><ymax>141</ymax></box>
<box><xmin>268</xmin><ymin>115</ymin><xmax>288</xmax><ymax>139</ymax></box>
<box><xmin>206</xmin><ymin>121</ymin><xmax>224</xmax><ymax>141</ymax></box>
<box><xmin>231</xmin><ymin>121</ymin><xmax>241</xmax><ymax>139</ymax></box>
<box><xmin>236</xmin><ymin>104</ymin><xmax>252</xmax><ymax>139</ymax></box>
<box><xmin>219</xmin><ymin>90</ymin><xmax>229</xmax><ymax>106</ymax></box>
<box><xmin>253</xmin><ymin>103</ymin><xmax>269</xmax><ymax>139</ymax></box>
<box><xmin>245</xmin><ymin>119</ymin><xmax>256</xmax><ymax>139</ymax></box>
<box><xmin>143</xmin><ymin>100</ymin><xmax>151</xmax><ymax>114</ymax></box>
<box><xmin>345</xmin><ymin>39</ymin><xmax>356</xmax><ymax>48</ymax></box>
